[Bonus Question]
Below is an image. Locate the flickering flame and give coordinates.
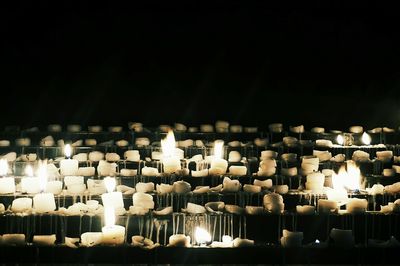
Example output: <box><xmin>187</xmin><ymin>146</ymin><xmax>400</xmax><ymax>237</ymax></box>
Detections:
<box><xmin>161</xmin><ymin>130</ymin><xmax>176</xmax><ymax>158</ymax></box>
<box><xmin>361</xmin><ymin>132</ymin><xmax>371</xmax><ymax>145</ymax></box>
<box><xmin>37</xmin><ymin>160</ymin><xmax>48</xmax><ymax>191</ymax></box>
<box><xmin>195</xmin><ymin>227</ymin><xmax>211</xmax><ymax>245</ymax></box>
<box><xmin>64</xmin><ymin>144</ymin><xmax>72</xmax><ymax>158</ymax></box>
<box><xmin>213</xmin><ymin>140</ymin><xmax>224</xmax><ymax>159</ymax></box>
<box><xmin>336</xmin><ymin>135</ymin><xmax>344</xmax><ymax>145</ymax></box>
<box><xmin>0</xmin><ymin>159</ymin><xmax>8</xmax><ymax>176</ymax></box>
<box><xmin>329</xmin><ymin>160</ymin><xmax>362</xmax><ymax>203</ymax></box>
<box><xmin>104</xmin><ymin>176</ymin><xmax>116</xmax><ymax>193</ymax></box>
<box><xmin>25</xmin><ymin>165</ymin><xmax>34</xmax><ymax>177</ymax></box>
<box><xmin>104</xmin><ymin>206</ymin><xmax>115</xmax><ymax>227</ymax></box>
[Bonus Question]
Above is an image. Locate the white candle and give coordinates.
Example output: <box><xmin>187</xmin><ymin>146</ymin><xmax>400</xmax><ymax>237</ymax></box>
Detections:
<box><xmin>101</xmin><ymin>206</ymin><xmax>125</xmax><ymax>245</ymax></box>
<box><xmin>60</xmin><ymin>144</ymin><xmax>79</xmax><ymax>176</ymax></box>
<box><xmin>229</xmin><ymin>165</ymin><xmax>247</xmax><ymax>176</ymax></box>
<box><xmin>161</xmin><ymin>130</ymin><xmax>181</xmax><ymax>174</ymax></box>
<box><xmin>346</xmin><ymin>198</ymin><xmax>368</xmax><ymax>214</ymax></box>
<box><xmin>101</xmin><ymin>177</ymin><xmax>124</xmax><ymax>210</ymax></box>
<box><xmin>21</xmin><ymin>177</ymin><xmax>41</xmax><ymax>194</ymax></box>
<box><xmin>0</xmin><ymin>159</ymin><xmax>14</xmax><ymax>194</ymax></box>
<box><xmin>45</xmin><ymin>181</ymin><xmax>63</xmax><ymax>195</ymax></box>
<box><xmin>81</xmin><ymin>232</ymin><xmax>103</xmax><ymax>247</ymax></box>
<box><xmin>1</xmin><ymin>234</ymin><xmax>26</xmax><ymax>245</ymax></box>
<box><xmin>33</xmin><ymin>161</ymin><xmax>56</xmax><ymax>213</ymax></box>
<box><xmin>168</xmin><ymin>234</ymin><xmax>191</xmax><ymax>247</ymax></box>
<box><xmin>33</xmin><ymin>234</ymin><xmax>56</xmax><ymax>246</ymax></box>
<box><xmin>11</xmin><ymin>198</ymin><xmax>32</xmax><ymax>213</ymax></box>
<box><xmin>209</xmin><ymin>140</ymin><xmax>228</xmax><ymax>175</ymax></box>
<box><xmin>317</xmin><ymin>199</ymin><xmax>338</xmax><ymax>214</ymax></box>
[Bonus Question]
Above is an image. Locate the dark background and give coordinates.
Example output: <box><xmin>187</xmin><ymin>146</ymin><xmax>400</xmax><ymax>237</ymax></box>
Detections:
<box><xmin>1</xmin><ymin>2</ymin><xmax>400</xmax><ymax>130</ymax></box>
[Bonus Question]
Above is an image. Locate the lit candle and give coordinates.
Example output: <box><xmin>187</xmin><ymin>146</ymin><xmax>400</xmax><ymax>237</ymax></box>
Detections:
<box><xmin>101</xmin><ymin>177</ymin><xmax>124</xmax><ymax>211</ymax></box>
<box><xmin>60</xmin><ymin>144</ymin><xmax>79</xmax><ymax>176</ymax></box>
<box><xmin>33</xmin><ymin>161</ymin><xmax>56</xmax><ymax>213</ymax></box>
<box><xmin>161</xmin><ymin>130</ymin><xmax>181</xmax><ymax>174</ymax></box>
<box><xmin>21</xmin><ymin>165</ymin><xmax>41</xmax><ymax>194</ymax></box>
<box><xmin>209</xmin><ymin>140</ymin><xmax>228</xmax><ymax>175</ymax></box>
<box><xmin>0</xmin><ymin>159</ymin><xmax>15</xmax><ymax>194</ymax></box>
<box><xmin>101</xmin><ymin>206</ymin><xmax>125</xmax><ymax>245</ymax></box>
<box><xmin>195</xmin><ymin>227</ymin><xmax>211</xmax><ymax>246</ymax></box>
<box><xmin>336</xmin><ymin>134</ymin><xmax>344</xmax><ymax>145</ymax></box>
<box><xmin>361</xmin><ymin>132</ymin><xmax>371</xmax><ymax>145</ymax></box>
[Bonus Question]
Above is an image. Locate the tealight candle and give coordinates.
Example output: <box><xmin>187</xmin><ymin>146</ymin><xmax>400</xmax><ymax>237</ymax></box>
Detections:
<box><xmin>11</xmin><ymin>198</ymin><xmax>32</xmax><ymax>213</ymax></box>
<box><xmin>101</xmin><ymin>206</ymin><xmax>125</xmax><ymax>245</ymax></box>
<box><xmin>60</xmin><ymin>144</ymin><xmax>79</xmax><ymax>176</ymax></box>
<box><xmin>317</xmin><ymin>199</ymin><xmax>338</xmax><ymax>214</ymax></box>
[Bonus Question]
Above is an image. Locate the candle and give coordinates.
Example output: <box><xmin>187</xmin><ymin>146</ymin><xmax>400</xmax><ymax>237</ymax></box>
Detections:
<box><xmin>33</xmin><ymin>161</ymin><xmax>56</xmax><ymax>213</ymax></box>
<box><xmin>228</xmin><ymin>165</ymin><xmax>247</xmax><ymax>176</ymax></box>
<box><xmin>0</xmin><ymin>159</ymin><xmax>15</xmax><ymax>194</ymax></box>
<box><xmin>60</xmin><ymin>144</ymin><xmax>79</xmax><ymax>176</ymax></box>
<box><xmin>101</xmin><ymin>206</ymin><xmax>125</xmax><ymax>245</ymax></box>
<box><xmin>209</xmin><ymin>140</ymin><xmax>228</xmax><ymax>175</ymax></box>
<box><xmin>305</xmin><ymin>172</ymin><xmax>325</xmax><ymax>193</ymax></box>
<box><xmin>81</xmin><ymin>232</ymin><xmax>103</xmax><ymax>247</ymax></box>
<box><xmin>281</xmin><ymin>229</ymin><xmax>303</xmax><ymax>247</ymax></box>
<box><xmin>317</xmin><ymin>199</ymin><xmax>338</xmax><ymax>214</ymax></box>
<box><xmin>296</xmin><ymin>205</ymin><xmax>315</xmax><ymax>215</ymax></box>
<box><xmin>168</xmin><ymin>234</ymin><xmax>191</xmax><ymax>247</ymax></box>
<box><xmin>336</xmin><ymin>134</ymin><xmax>344</xmax><ymax>145</ymax></box>
<box><xmin>361</xmin><ymin>132</ymin><xmax>371</xmax><ymax>145</ymax></box>
<box><xmin>161</xmin><ymin>130</ymin><xmax>181</xmax><ymax>174</ymax></box>
<box><xmin>195</xmin><ymin>227</ymin><xmax>211</xmax><ymax>246</ymax></box>
<box><xmin>346</xmin><ymin>198</ymin><xmax>368</xmax><ymax>214</ymax></box>
<box><xmin>101</xmin><ymin>177</ymin><xmax>124</xmax><ymax>211</ymax></box>
<box><xmin>1</xmin><ymin>234</ymin><xmax>26</xmax><ymax>245</ymax></box>
<box><xmin>33</xmin><ymin>235</ymin><xmax>56</xmax><ymax>246</ymax></box>
<box><xmin>11</xmin><ymin>198</ymin><xmax>32</xmax><ymax>213</ymax></box>
<box><xmin>329</xmin><ymin>228</ymin><xmax>354</xmax><ymax>248</ymax></box>
<box><xmin>263</xmin><ymin>193</ymin><xmax>284</xmax><ymax>214</ymax></box>
<box><xmin>20</xmin><ymin>165</ymin><xmax>41</xmax><ymax>194</ymax></box>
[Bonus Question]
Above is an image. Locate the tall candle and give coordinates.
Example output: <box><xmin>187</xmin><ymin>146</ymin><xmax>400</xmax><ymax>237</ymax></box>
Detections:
<box><xmin>209</xmin><ymin>140</ymin><xmax>228</xmax><ymax>175</ymax></box>
<box><xmin>161</xmin><ymin>130</ymin><xmax>181</xmax><ymax>174</ymax></box>
<box><xmin>60</xmin><ymin>144</ymin><xmax>79</xmax><ymax>176</ymax></box>
<box><xmin>101</xmin><ymin>206</ymin><xmax>125</xmax><ymax>245</ymax></box>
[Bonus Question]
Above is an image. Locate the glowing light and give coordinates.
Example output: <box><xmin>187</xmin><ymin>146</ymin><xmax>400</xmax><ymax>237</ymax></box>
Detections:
<box><xmin>213</xmin><ymin>140</ymin><xmax>224</xmax><ymax>159</ymax></box>
<box><xmin>361</xmin><ymin>132</ymin><xmax>371</xmax><ymax>145</ymax></box>
<box><xmin>315</xmin><ymin>239</ymin><xmax>320</xmax><ymax>244</ymax></box>
<box><xmin>37</xmin><ymin>160</ymin><xmax>48</xmax><ymax>192</ymax></box>
<box><xmin>195</xmin><ymin>227</ymin><xmax>211</xmax><ymax>245</ymax></box>
<box><xmin>161</xmin><ymin>130</ymin><xmax>176</xmax><ymax>158</ymax></box>
<box><xmin>222</xmin><ymin>235</ymin><xmax>232</xmax><ymax>244</ymax></box>
<box><xmin>0</xmin><ymin>159</ymin><xmax>8</xmax><ymax>176</ymax></box>
<box><xmin>104</xmin><ymin>177</ymin><xmax>116</xmax><ymax>193</ymax></box>
<box><xmin>336</xmin><ymin>135</ymin><xmax>344</xmax><ymax>145</ymax></box>
<box><xmin>328</xmin><ymin>161</ymin><xmax>362</xmax><ymax>204</ymax></box>
<box><xmin>104</xmin><ymin>206</ymin><xmax>115</xmax><ymax>227</ymax></box>
<box><xmin>64</xmin><ymin>144</ymin><xmax>72</xmax><ymax>158</ymax></box>
<box><xmin>25</xmin><ymin>165</ymin><xmax>34</xmax><ymax>177</ymax></box>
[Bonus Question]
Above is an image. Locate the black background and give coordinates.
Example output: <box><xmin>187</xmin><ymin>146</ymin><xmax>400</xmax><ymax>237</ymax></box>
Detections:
<box><xmin>1</xmin><ymin>2</ymin><xmax>400</xmax><ymax>130</ymax></box>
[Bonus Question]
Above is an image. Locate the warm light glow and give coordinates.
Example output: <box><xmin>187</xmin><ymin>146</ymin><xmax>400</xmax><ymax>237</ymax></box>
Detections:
<box><xmin>37</xmin><ymin>160</ymin><xmax>48</xmax><ymax>191</ymax></box>
<box><xmin>161</xmin><ymin>130</ymin><xmax>176</xmax><ymax>158</ymax></box>
<box><xmin>64</xmin><ymin>144</ymin><xmax>72</xmax><ymax>158</ymax></box>
<box><xmin>336</xmin><ymin>135</ymin><xmax>344</xmax><ymax>145</ymax></box>
<box><xmin>195</xmin><ymin>227</ymin><xmax>211</xmax><ymax>245</ymax></box>
<box><xmin>213</xmin><ymin>140</ymin><xmax>224</xmax><ymax>159</ymax></box>
<box><xmin>0</xmin><ymin>159</ymin><xmax>8</xmax><ymax>176</ymax></box>
<box><xmin>315</xmin><ymin>239</ymin><xmax>320</xmax><ymax>244</ymax></box>
<box><xmin>104</xmin><ymin>176</ymin><xmax>116</xmax><ymax>193</ymax></box>
<box><xmin>222</xmin><ymin>235</ymin><xmax>232</xmax><ymax>244</ymax></box>
<box><xmin>361</xmin><ymin>132</ymin><xmax>371</xmax><ymax>145</ymax></box>
<box><xmin>328</xmin><ymin>160</ymin><xmax>362</xmax><ymax>203</ymax></box>
<box><xmin>104</xmin><ymin>206</ymin><xmax>115</xmax><ymax>227</ymax></box>
<box><xmin>25</xmin><ymin>165</ymin><xmax>34</xmax><ymax>177</ymax></box>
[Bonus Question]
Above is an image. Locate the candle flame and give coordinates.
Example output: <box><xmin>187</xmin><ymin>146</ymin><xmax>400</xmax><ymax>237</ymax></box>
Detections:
<box><xmin>329</xmin><ymin>160</ymin><xmax>362</xmax><ymax>203</ymax></box>
<box><xmin>161</xmin><ymin>130</ymin><xmax>176</xmax><ymax>158</ymax></box>
<box><xmin>104</xmin><ymin>176</ymin><xmax>116</xmax><ymax>193</ymax></box>
<box><xmin>195</xmin><ymin>227</ymin><xmax>211</xmax><ymax>245</ymax></box>
<box><xmin>336</xmin><ymin>135</ymin><xmax>344</xmax><ymax>145</ymax></box>
<box><xmin>361</xmin><ymin>132</ymin><xmax>371</xmax><ymax>145</ymax></box>
<box><xmin>104</xmin><ymin>206</ymin><xmax>115</xmax><ymax>227</ymax></box>
<box><xmin>37</xmin><ymin>160</ymin><xmax>48</xmax><ymax>191</ymax></box>
<box><xmin>213</xmin><ymin>140</ymin><xmax>224</xmax><ymax>159</ymax></box>
<box><xmin>0</xmin><ymin>159</ymin><xmax>8</xmax><ymax>176</ymax></box>
<box><xmin>25</xmin><ymin>165</ymin><xmax>34</xmax><ymax>177</ymax></box>
<box><xmin>64</xmin><ymin>144</ymin><xmax>72</xmax><ymax>158</ymax></box>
